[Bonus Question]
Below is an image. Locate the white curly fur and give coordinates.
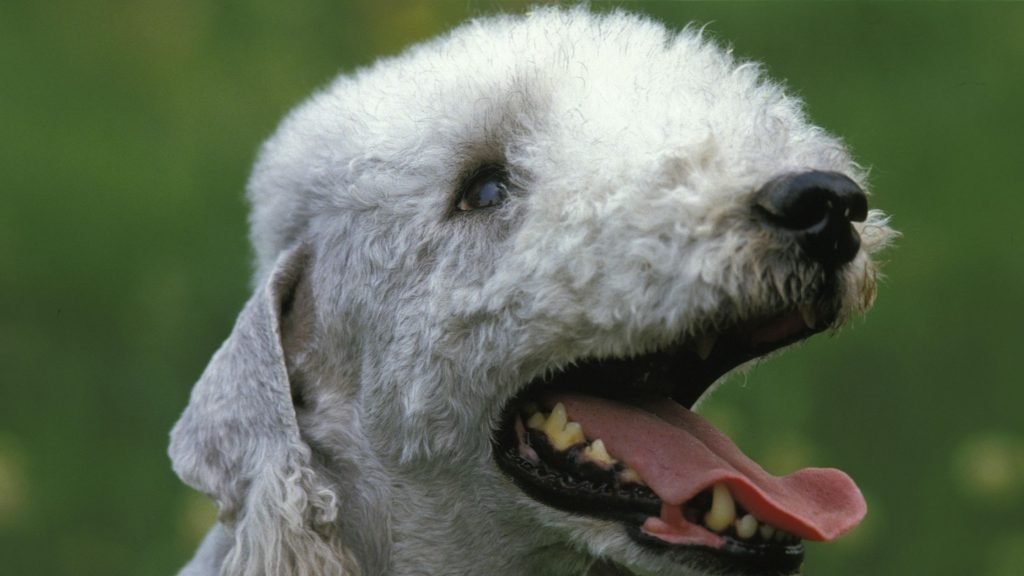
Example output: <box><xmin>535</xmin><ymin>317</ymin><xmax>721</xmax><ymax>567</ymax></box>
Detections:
<box><xmin>169</xmin><ymin>7</ymin><xmax>895</xmax><ymax>576</ymax></box>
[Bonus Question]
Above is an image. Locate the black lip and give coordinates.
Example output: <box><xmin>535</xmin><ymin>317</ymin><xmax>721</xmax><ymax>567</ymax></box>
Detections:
<box><xmin>494</xmin><ymin>437</ymin><xmax>660</xmax><ymax>525</ymax></box>
<box><xmin>627</xmin><ymin>526</ymin><xmax>805</xmax><ymax>575</ymax></box>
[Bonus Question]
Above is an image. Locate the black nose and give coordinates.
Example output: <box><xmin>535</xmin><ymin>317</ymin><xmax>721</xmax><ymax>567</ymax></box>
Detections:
<box><xmin>755</xmin><ymin>170</ymin><xmax>869</xmax><ymax>267</ymax></box>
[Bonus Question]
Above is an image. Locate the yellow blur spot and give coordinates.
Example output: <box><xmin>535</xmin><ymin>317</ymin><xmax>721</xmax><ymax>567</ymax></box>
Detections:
<box><xmin>178</xmin><ymin>490</ymin><xmax>219</xmax><ymax>548</ymax></box>
<box><xmin>953</xmin><ymin>433</ymin><xmax>1024</xmax><ymax>501</ymax></box>
<box><xmin>0</xmin><ymin>435</ymin><xmax>29</xmax><ymax>526</ymax></box>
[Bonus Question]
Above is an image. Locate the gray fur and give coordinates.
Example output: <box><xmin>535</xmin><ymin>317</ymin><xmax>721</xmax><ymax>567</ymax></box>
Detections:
<box><xmin>170</xmin><ymin>8</ymin><xmax>895</xmax><ymax>576</ymax></box>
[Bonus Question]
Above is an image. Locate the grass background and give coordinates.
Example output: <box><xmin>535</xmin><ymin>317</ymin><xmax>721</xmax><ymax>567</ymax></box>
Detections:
<box><xmin>2</xmin><ymin>1</ymin><xmax>1022</xmax><ymax>575</ymax></box>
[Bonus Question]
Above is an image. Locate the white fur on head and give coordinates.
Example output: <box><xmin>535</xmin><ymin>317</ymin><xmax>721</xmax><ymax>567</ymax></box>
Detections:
<box><xmin>245</xmin><ymin>6</ymin><xmax>895</xmax><ymax>462</ymax></box>
<box><xmin>173</xmin><ymin>6</ymin><xmax>897</xmax><ymax>576</ymax></box>
<box><xmin>169</xmin><ymin>244</ymin><xmax>359</xmax><ymax>575</ymax></box>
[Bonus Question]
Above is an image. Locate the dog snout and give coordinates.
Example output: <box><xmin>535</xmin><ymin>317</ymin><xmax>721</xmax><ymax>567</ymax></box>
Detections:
<box><xmin>755</xmin><ymin>170</ymin><xmax>868</xmax><ymax>267</ymax></box>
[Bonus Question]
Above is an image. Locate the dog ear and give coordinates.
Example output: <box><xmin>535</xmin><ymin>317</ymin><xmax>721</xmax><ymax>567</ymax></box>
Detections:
<box><xmin>169</xmin><ymin>243</ymin><xmax>359</xmax><ymax>575</ymax></box>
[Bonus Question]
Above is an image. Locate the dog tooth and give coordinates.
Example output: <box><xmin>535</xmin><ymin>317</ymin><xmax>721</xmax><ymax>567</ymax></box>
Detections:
<box><xmin>735</xmin><ymin>514</ymin><xmax>758</xmax><ymax>539</ymax></box>
<box><xmin>555</xmin><ymin>421</ymin><xmax>585</xmax><ymax>450</ymax></box>
<box><xmin>619</xmin><ymin>467</ymin><xmax>645</xmax><ymax>485</ymax></box>
<box><xmin>694</xmin><ymin>334</ymin><xmax>717</xmax><ymax>360</ymax></box>
<box><xmin>799</xmin><ymin>304</ymin><xmax>817</xmax><ymax>329</ymax></box>
<box><xmin>583</xmin><ymin>439</ymin><xmax>616</xmax><ymax>466</ymax></box>
<box><xmin>526</xmin><ymin>412</ymin><xmax>546</xmax><ymax>430</ymax></box>
<box><xmin>703</xmin><ymin>483</ymin><xmax>736</xmax><ymax>533</ymax></box>
<box><xmin>759</xmin><ymin>524</ymin><xmax>775</xmax><ymax>540</ymax></box>
<box><xmin>550</xmin><ymin>403</ymin><xmax>568</xmax><ymax>427</ymax></box>
<box><xmin>543</xmin><ymin>403</ymin><xmax>568</xmax><ymax>436</ymax></box>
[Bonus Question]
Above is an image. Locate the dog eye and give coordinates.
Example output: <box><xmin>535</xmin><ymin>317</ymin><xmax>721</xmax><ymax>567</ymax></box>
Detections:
<box><xmin>456</xmin><ymin>166</ymin><xmax>509</xmax><ymax>212</ymax></box>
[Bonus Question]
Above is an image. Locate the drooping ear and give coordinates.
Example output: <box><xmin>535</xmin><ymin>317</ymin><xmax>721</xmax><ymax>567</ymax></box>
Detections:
<box><xmin>169</xmin><ymin>243</ymin><xmax>358</xmax><ymax>575</ymax></box>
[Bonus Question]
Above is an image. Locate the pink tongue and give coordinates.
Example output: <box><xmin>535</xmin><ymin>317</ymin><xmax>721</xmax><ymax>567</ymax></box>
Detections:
<box><xmin>547</xmin><ymin>392</ymin><xmax>866</xmax><ymax>542</ymax></box>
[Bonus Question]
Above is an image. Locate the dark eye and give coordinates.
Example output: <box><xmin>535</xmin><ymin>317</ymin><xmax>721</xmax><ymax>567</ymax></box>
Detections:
<box><xmin>456</xmin><ymin>165</ymin><xmax>509</xmax><ymax>212</ymax></box>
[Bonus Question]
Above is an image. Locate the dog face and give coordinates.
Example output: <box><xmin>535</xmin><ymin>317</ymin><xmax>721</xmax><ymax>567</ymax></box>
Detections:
<box><xmin>171</xmin><ymin>8</ymin><xmax>896</xmax><ymax>576</ymax></box>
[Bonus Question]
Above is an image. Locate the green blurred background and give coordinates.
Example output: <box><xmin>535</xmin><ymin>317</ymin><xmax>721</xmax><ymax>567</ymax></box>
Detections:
<box><xmin>2</xmin><ymin>1</ymin><xmax>1022</xmax><ymax>575</ymax></box>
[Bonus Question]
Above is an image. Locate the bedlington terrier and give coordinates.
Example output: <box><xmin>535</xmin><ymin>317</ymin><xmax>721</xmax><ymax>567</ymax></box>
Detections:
<box><xmin>169</xmin><ymin>7</ymin><xmax>895</xmax><ymax>576</ymax></box>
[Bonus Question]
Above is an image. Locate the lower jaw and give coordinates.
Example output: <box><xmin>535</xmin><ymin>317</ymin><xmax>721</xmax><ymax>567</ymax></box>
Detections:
<box><xmin>493</xmin><ymin>430</ymin><xmax>806</xmax><ymax>576</ymax></box>
<box><xmin>627</xmin><ymin>527</ymin><xmax>804</xmax><ymax>575</ymax></box>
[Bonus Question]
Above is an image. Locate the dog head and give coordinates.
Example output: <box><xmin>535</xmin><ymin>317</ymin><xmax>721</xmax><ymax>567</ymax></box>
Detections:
<box><xmin>170</xmin><ymin>8</ymin><xmax>895</xmax><ymax>575</ymax></box>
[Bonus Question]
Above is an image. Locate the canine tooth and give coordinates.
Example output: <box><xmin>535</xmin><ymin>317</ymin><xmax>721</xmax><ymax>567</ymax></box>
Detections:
<box><xmin>543</xmin><ymin>403</ymin><xmax>568</xmax><ymax>437</ymax></box>
<box><xmin>759</xmin><ymin>524</ymin><xmax>775</xmax><ymax>540</ymax></box>
<box><xmin>735</xmin><ymin>514</ymin><xmax>758</xmax><ymax>539</ymax></box>
<box><xmin>703</xmin><ymin>483</ymin><xmax>736</xmax><ymax>533</ymax></box>
<box><xmin>799</xmin><ymin>304</ymin><xmax>817</xmax><ymax>329</ymax></box>
<box><xmin>584</xmin><ymin>439</ymin><xmax>616</xmax><ymax>466</ymax></box>
<box><xmin>694</xmin><ymin>334</ymin><xmax>717</xmax><ymax>360</ymax></box>
<box><xmin>619</xmin><ymin>467</ymin><xmax>645</xmax><ymax>485</ymax></box>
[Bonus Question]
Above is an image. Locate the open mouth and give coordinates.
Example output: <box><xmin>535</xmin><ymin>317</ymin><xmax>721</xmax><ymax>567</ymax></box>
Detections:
<box><xmin>493</xmin><ymin>304</ymin><xmax>867</xmax><ymax>574</ymax></box>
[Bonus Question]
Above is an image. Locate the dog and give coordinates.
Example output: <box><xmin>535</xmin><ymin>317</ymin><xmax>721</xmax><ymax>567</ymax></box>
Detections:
<box><xmin>169</xmin><ymin>7</ymin><xmax>896</xmax><ymax>576</ymax></box>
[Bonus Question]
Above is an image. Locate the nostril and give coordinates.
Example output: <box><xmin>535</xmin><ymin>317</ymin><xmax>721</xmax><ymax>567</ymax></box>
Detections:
<box><xmin>775</xmin><ymin>186</ymin><xmax>837</xmax><ymax>232</ymax></box>
<box><xmin>755</xmin><ymin>171</ymin><xmax>869</xmax><ymax>267</ymax></box>
<box><xmin>756</xmin><ymin>171</ymin><xmax>867</xmax><ymax>229</ymax></box>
